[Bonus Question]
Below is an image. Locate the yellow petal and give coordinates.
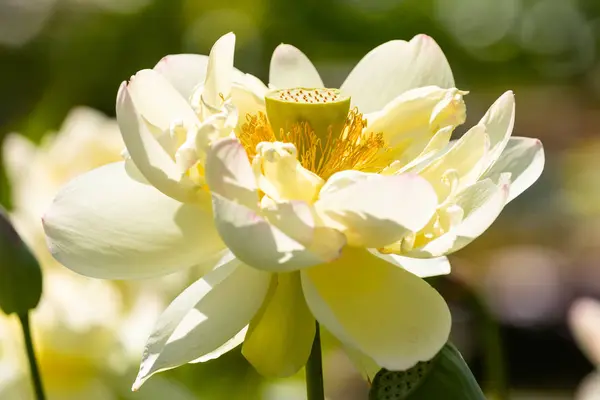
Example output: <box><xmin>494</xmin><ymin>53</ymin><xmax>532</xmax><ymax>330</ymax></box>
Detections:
<box><xmin>253</xmin><ymin>141</ymin><xmax>323</xmax><ymax>203</ymax></box>
<box><xmin>301</xmin><ymin>247</ymin><xmax>451</xmax><ymax>370</ymax></box>
<box><xmin>243</xmin><ymin>272</ymin><xmax>315</xmax><ymax>377</ymax></box>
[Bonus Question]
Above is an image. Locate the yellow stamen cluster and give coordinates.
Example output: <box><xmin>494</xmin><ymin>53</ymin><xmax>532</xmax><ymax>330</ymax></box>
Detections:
<box><xmin>238</xmin><ymin>109</ymin><xmax>389</xmax><ymax>180</ymax></box>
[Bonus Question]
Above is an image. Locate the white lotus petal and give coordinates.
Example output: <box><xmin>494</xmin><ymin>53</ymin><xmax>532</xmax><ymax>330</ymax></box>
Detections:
<box><xmin>419</xmin><ymin>124</ymin><xmax>489</xmax><ymax>200</ymax></box>
<box><xmin>43</xmin><ymin>162</ymin><xmax>224</xmax><ymax>279</ymax></box>
<box><xmin>365</xmin><ymin>86</ymin><xmax>466</xmax><ymax>162</ymax></box>
<box><xmin>190</xmin><ymin>326</ymin><xmax>248</xmax><ymax>363</ymax></box>
<box><xmin>315</xmin><ymin>172</ymin><xmax>438</xmax><ymax>248</ymax></box>
<box><xmin>482</xmin><ymin>136</ymin><xmax>544</xmax><ymax>203</ymax></box>
<box><xmin>154</xmin><ymin>54</ymin><xmax>255</xmax><ymax>99</ymax></box>
<box><xmin>409</xmin><ymin>178</ymin><xmax>509</xmax><ymax>257</ymax></box>
<box><xmin>133</xmin><ymin>258</ymin><xmax>271</xmax><ymax>389</ymax></box>
<box><xmin>126</xmin><ymin>69</ymin><xmax>199</xmax><ymax>132</ymax></box>
<box><xmin>341</xmin><ymin>35</ymin><xmax>454</xmax><ymax>113</ymax></box>
<box><xmin>269</xmin><ymin>44</ymin><xmax>324</xmax><ymax>89</ymax></box>
<box><xmin>371</xmin><ymin>251</ymin><xmax>451</xmax><ymax>278</ymax></box>
<box><xmin>116</xmin><ymin>82</ymin><xmax>199</xmax><ymax>202</ymax></box>
<box><xmin>203</xmin><ymin>32</ymin><xmax>236</xmax><ymax>109</ymax></box>
<box><xmin>479</xmin><ymin>91</ymin><xmax>516</xmax><ymax>171</ymax></box>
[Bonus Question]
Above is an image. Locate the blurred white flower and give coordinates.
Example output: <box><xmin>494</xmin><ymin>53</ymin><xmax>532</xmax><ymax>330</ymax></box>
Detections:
<box><xmin>569</xmin><ymin>298</ymin><xmax>600</xmax><ymax>400</ymax></box>
<box><xmin>0</xmin><ymin>107</ymin><xmax>193</xmax><ymax>399</ymax></box>
<box><xmin>3</xmin><ymin>107</ymin><xmax>123</xmax><ymax>253</ymax></box>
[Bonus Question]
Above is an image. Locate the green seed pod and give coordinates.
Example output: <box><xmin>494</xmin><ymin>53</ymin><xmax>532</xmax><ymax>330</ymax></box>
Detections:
<box><xmin>265</xmin><ymin>88</ymin><xmax>351</xmax><ymax>143</ymax></box>
<box><xmin>0</xmin><ymin>207</ymin><xmax>42</xmax><ymax>315</ymax></box>
<box><xmin>369</xmin><ymin>343</ymin><xmax>486</xmax><ymax>400</ymax></box>
<box><xmin>369</xmin><ymin>360</ymin><xmax>435</xmax><ymax>399</ymax></box>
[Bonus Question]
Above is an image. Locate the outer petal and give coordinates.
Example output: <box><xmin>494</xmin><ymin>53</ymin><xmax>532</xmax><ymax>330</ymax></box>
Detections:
<box><xmin>242</xmin><ymin>272</ymin><xmax>315</xmax><ymax>377</ymax></box>
<box><xmin>269</xmin><ymin>44</ymin><xmax>324</xmax><ymax>89</ymax></box>
<box><xmin>478</xmin><ymin>91</ymin><xmax>516</xmax><ymax>172</ymax></box>
<box><xmin>301</xmin><ymin>248</ymin><xmax>451</xmax><ymax>370</ymax></box>
<box><xmin>481</xmin><ymin>137</ymin><xmax>544</xmax><ymax>203</ymax></box>
<box><xmin>409</xmin><ymin>178</ymin><xmax>509</xmax><ymax>258</ymax></box>
<box><xmin>371</xmin><ymin>251</ymin><xmax>451</xmax><ymax>278</ymax></box>
<box><xmin>315</xmin><ymin>173</ymin><xmax>438</xmax><ymax>248</ymax></box>
<box><xmin>206</xmin><ymin>138</ymin><xmax>345</xmax><ymax>271</ymax></box>
<box><xmin>154</xmin><ymin>54</ymin><xmax>262</xmax><ymax>102</ymax></box>
<box><xmin>341</xmin><ymin>35</ymin><xmax>455</xmax><ymax>113</ymax></box>
<box><xmin>117</xmin><ymin>82</ymin><xmax>199</xmax><ymax>202</ymax></box>
<box><xmin>133</xmin><ymin>257</ymin><xmax>271</xmax><ymax>389</ymax></box>
<box><xmin>190</xmin><ymin>326</ymin><xmax>248</xmax><ymax>363</ymax></box>
<box><xmin>126</xmin><ymin>69</ymin><xmax>199</xmax><ymax>132</ymax></box>
<box><xmin>154</xmin><ymin>54</ymin><xmax>211</xmax><ymax>101</ymax></box>
<box><xmin>42</xmin><ymin>162</ymin><xmax>224</xmax><ymax>279</ymax></box>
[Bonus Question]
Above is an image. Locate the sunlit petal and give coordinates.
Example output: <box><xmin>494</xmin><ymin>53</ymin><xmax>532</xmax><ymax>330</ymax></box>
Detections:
<box><xmin>133</xmin><ymin>257</ymin><xmax>270</xmax><ymax>389</ymax></box>
<box><xmin>302</xmin><ymin>248</ymin><xmax>451</xmax><ymax>370</ymax></box>
<box><xmin>409</xmin><ymin>178</ymin><xmax>509</xmax><ymax>257</ymax></box>
<box><xmin>482</xmin><ymin>137</ymin><xmax>544</xmax><ymax>203</ymax></box>
<box><xmin>316</xmin><ymin>173</ymin><xmax>438</xmax><ymax>248</ymax></box>
<box><xmin>341</xmin><ymin>35</ymin><xmax>454</xmax><ymax>113</ymax></box>
<box><xmin>269</xmin><ymin>44</ymin><xmax>324</xmax><ymax>89</ymax></box>
<box><xmin>43</xmin><ymin>162</ymin><xmax>224</xmax><ymax>279</ymax></box>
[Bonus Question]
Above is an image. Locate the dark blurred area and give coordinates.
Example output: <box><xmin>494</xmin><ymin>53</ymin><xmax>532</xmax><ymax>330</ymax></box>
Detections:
<box><xmin>2</xmin><ymin>0</ymin><xmax>600</xmax><ymax>398</ymax></box>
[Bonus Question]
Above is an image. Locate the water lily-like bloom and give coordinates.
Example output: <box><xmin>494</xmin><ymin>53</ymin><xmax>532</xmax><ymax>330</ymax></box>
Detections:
<box><xmin>42</xmin><ymin>33</ymin><xmax>544</xmax><ymax>388</ymax></box>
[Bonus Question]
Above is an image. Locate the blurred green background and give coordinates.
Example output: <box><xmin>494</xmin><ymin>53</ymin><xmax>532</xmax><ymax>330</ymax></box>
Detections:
<box><xmin>1</xmin><ymin>0</ymin><xmax>600</xmax><ymax>398</ymax></box>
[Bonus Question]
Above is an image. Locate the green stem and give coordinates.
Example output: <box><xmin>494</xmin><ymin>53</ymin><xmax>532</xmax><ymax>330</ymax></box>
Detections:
<box><xmin>306</xmin><ymin>322</ymin><xmax>325</xmax><ymax>400</ymax></box>
<box><xmin>18</xmin><ymin>312</ymin><xmax>46</xmax><ymax>400</ymax></box>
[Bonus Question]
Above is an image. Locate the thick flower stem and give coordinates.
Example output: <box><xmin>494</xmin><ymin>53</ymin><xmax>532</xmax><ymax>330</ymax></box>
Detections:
<box><xmin>18</xmin><ymin>312</ymin><xmax>46</xmax><ymax>400</ymax></box>
<box><xmin>306</xmin><ymin>322</ymin><xmax>325</xmax><ymax>400</ymax></box>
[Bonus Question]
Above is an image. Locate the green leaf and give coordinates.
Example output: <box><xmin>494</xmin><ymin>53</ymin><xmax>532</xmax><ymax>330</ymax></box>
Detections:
<box><xmin>369</xmin><ymin>342</ymin><xmax>486</xmax><ymax>400</ymax></box>
<box><xmin>0</xmin><ymin>207</ymin><xmax>43</xmax><ymax>315</ymax></box>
